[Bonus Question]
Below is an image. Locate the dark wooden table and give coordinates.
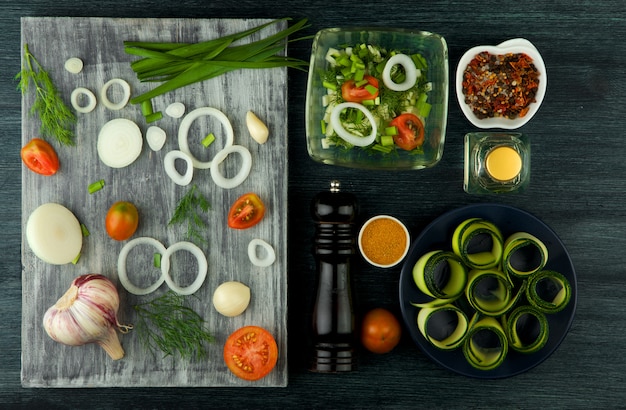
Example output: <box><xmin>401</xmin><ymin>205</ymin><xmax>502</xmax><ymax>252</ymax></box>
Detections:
<box><xmin>2</xmin><ymin>1</ymin><xmax>625</xmax><ymax>408</ymax></box>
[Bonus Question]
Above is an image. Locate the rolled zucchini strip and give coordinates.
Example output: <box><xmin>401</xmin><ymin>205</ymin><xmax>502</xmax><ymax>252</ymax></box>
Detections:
<box><xmin>463</xmin><ymin>315</ymin><xmax>508</xmax><ymax>371</ymax></box>
<box><xmin>417</xmin><ymin>304</ymin><xmax>469</xmax><ymax>350</ymax></box>
<box><xmin>504</xmin><ymin>305</ymin><xmax>549</xmax><ymax>354</ymax></box>
<box><xmin>526</xmin><ymin>270</ymin><xmax>572</xmax><ymax>313</ymax></box>
<box><xmin>452</xmin><ymin>218</ymin><xmax>504</xmax><ymax>269</ymax></box>
<box><xmin>413</xmin><ymin>250</ymin><xmax>467</xmax><ymax>300</ymax></box>
<box><xmin>465</xmin><ymin>269</ymin><xmax>518</xmax><ymax>316</ymax></box>
<box><xmin>503</xmin><ymin>232</ymin><xmax>548</xmax><ymax>278</ymax></box>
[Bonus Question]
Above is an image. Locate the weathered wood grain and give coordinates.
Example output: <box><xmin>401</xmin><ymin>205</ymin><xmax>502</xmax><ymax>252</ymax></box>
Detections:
<box><xmin>20</xmin><ymin>17</ymin><xmax>288</xmax><ymax>387</ymax></box>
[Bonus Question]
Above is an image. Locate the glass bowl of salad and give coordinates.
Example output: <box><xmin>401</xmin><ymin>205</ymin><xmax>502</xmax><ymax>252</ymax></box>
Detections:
<box><xmin>305</xmin><ymin>27</ymin><xmax>449</xmax><ymax>170</ymax></box>
<box><xmin>455</xmin><ymin>38</ymin><xmax>547</xmax><ymax>129</ymax></box>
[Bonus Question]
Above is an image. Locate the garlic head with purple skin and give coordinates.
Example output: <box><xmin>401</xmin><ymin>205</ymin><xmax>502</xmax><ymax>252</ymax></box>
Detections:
<box><xmin>43</xmin><ymin>274</ymin><xmax>132</xmax><ymax>360</ymax></box>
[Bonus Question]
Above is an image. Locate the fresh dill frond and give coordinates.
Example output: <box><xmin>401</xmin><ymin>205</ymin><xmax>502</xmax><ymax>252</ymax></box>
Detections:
<box><xmin>133</xmin><ymin>291</ymin><xmax>215</xmax><ymax>360</ymax></box>
<box><xmin>16</xmin><ymin>43</ymin><xmax>76</xmax><ymax>146</ymax></box>
<box><xmin>168</xmin><ymin>184</ymin><xmax>211</xmax><ymax>244</ymax></box>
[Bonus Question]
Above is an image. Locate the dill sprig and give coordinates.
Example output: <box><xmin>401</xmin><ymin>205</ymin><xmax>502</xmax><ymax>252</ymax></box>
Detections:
<box><xmin>168</xmin><ymin>184</ymin><xmax>211</xmax><ymax>244</ymax></box>
<box><xmin>133</xmin><ymin>291</ymin><xmax>215</xmax><ymax>360</ymax></box>
<box><xmin>16</xmin><ymin>43</ymin><xmax>76</xmax><ymax>146</ymax></box>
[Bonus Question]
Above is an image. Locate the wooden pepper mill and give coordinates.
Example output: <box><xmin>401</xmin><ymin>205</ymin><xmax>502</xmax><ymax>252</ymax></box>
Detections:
<box><xmin>309</xmin><ymin>180</ymin><xmax>358</xmax><ymax>372</ymax></box>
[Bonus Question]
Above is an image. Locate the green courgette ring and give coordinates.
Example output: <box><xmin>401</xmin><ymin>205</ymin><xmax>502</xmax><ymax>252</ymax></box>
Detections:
<box><xmin>417</xmin><ymin>304</ymin><xmax>469</xmax><ymax>350</ymax></box>
<box><xmin>463</xmin><ymin>315</ymin><xmax>508</xmax><ymax>371</ymax></box>
<box><xmin>526</xmin><ymin>270</ymin><xmax>572</xmax><ymax>314</ymax></box>
<box><xmin>503</xmin><ymin>232</ymin><xmax>549</xmax><ymax>278</ymax></box>
<box><xmin>452</xmin><ymin>218</ymin><xmax>504</xmax><ymax>269</ymax></box>
<box><xmin>504</xmin><ymin>305</ymin><xmax>549</xmax><ymax>354</ymax></box>
<box><xmin>465</xmin><ymin>269</ymin><xmax>518</xmax><ymax>316</ymax></box>
<box><xmin>412</xmin><ymin>250</ymin><xmax>468</xmax><ymax>300</ymax></box>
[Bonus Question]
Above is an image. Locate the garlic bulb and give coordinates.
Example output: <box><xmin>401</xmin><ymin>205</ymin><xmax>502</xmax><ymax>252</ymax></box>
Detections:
<box><xmin>43</xmin><ymin>274</ymin><xmax>132</xmax><ymax>360</ymax></box>
<box><xmin>212</xmin><ymin>281</ymin><xmax>251</xmax><ymax>317</ymax></box>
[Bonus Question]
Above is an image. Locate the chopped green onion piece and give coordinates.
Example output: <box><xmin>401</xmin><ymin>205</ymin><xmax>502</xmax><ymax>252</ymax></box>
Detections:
<box><xmin>80</xmin><ymin>223</ymin><xmax>90</xmax><ymax>237</ymax></box>
<box><xmin>418</xmin><ymin>101</ymin><xmax>432</xmax><ymax>118</ymax></box>
<box><xmin>141</xmin><ymin>100</ymin><xmax>154</xmax><ymax>116</ymax></box>
<box><xmin>71</xmin><ymin>253</ymin><xmax>81</xmax><ymax>265</ymax></box>
<box><xmin>355</xmin><ymin>79</ymin><xmax>369</xmax><ymax>87</ymax></box>
<box><xmin>385</xmin><ymin>126</ymin><xmax>398</xmax><ymax>135</ymax></box>
<box><xmin>145</xmin><ymin>111</ymin><xmax>163</xmax><ymax>123</ymax></box>
<box><xmin>320</xmin><ymin>119</ymin><xmax>327</xmax><ymax>134</ymax></box>
<box><xmin>380</xmin><ymin>135</ymin><xmax>395</xmax><ymax>146</ymax></box>
<box><xmin>154</xmin><ymin>253</ymin><xmax>161</xmax><ymax>268</ymax></box>
<box><xmin>341</xmin><ymin>67</ymin><xmax>352</xmax><ymax>78</ymax></box>
<box><xmin>362</xmin><ymin>99</ymin><xmax>376</xmax><ymax>106</ymax></box>
<box><xmin>354</xmin><ymin>69</ymin><xmax>365</xmax><ymax>82</ymax></box>
<box><xmin>364</xmin><ymin>84</ymin><xmax>378</xmax><ymax>96</ymax></box>
<box><xmin>322</xmin><ymin>81</ymin><xmax>337</xmax><ymax>91</ymax></box>
<box><xmin>88</xmin><ymin>179</ymin><xmax>105</xmax><ymax>194</ymax></box>
<box><xmin>202</xmin><ymin>133</ymin><xmax>216</xmax><ymax>147</ymax></box>
<box><xmin>371</xmin><ymin>144</ymin><xmax>393</xmax><ymax>153</ymax></box>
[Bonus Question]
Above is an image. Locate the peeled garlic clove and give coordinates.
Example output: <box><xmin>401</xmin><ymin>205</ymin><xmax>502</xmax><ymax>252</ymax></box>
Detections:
<box><xmin>212</xmin><ymin>281</ymin><xmax>251</xmax><ymax>317</ymax></box>
<box><xmin>246</xmin><ymin>111</ymin><xmax>269</xmax><ymax>144</ymax></box>
<box><xmin>146</xmin><ymin>125</ymin><xmax>167</xmax><ymax>151</ymax></box>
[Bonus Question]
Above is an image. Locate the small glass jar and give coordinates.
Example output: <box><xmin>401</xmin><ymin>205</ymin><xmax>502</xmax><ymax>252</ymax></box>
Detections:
<box><xmin>464</xmin><ymin>132</ymin><xmax>530</xmax><ymax>194</ymax></box>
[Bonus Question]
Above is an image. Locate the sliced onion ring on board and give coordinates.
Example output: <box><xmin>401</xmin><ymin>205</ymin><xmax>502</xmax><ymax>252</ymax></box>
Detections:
<box><xmin>248</xmin><ymin>238</ymin><xmax>276</xmax><ymax>267</ymax></box>
<box><xmin>178</xmin><ymin>107</ymin><xmax>234</xmax><ymax>169</ymax></box>
<box><xmin>210</xmin><ymin>145</ymin><xmax>252</xmax><ymax>189</ymax></box>
<box><xmin>330</xmin><ymin>102</ymin><xmax>377</xmax><ymax>147</ymax></box>
<box><xmin>100</xmin><ymin>78</ymin><xmax>131</xmax><ymax>110</ymax></box>
<box><xmin>160</xmin><ymin>241</ymin><xmax>208</xmax><ymax>296</ymax></box>
<box><xmin>97</xmin><ymin>118</ymin><xmax>143</xmax><ymax>168</ymax></box>
<box><xmin>117</xmin><ymin>237</ymin><xmax>168</xmax><ymax>295</ymax></box>
<box><xmin>70</xmin><ymin>87</ymin><xmax>97</xmax><ymax>113</ymax></box>
<box><xmin>164</xmin><ymin>150</ymin><xmax>194</xmax><ymax>186</ymax></box>
<box><xmin>382</xmin><ymin>53</ymin><xmax>418</xmax><ymax>92</ymax></box>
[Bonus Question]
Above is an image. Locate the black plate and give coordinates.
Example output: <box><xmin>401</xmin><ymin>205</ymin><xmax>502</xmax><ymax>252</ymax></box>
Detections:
<box><xmin>399</xmin><ymin>203</ymin><xmax>577</xmax><ymax>378</ymax></box>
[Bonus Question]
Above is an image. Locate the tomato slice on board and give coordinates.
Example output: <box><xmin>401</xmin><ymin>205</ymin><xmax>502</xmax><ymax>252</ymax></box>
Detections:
<box><xmin>227</xmin><ymin>193</ymin><xmax>265</xmax><ymax>230</ymax></box>
<box><xmin>341</xmin><ymin>75</ymin><xmax>379</xmax><ymax>103</ymax></box>
<box><xmin>21</xmin><ymin>138</ymin><xmax>59</xmax><ymax>176</ymax></box>
<box><xmin>390</xmin><ymin>113</ymin><xmax>425</xmax><ymax>151</ymax></box>
<box><xmin>223</xmin><ymin>326</ymin><xmax>279</xmax><ymax>381</ymax></box>
<box><xmin>105</xmin><ymin>201</ymin><xmax>139</xmax><ymax>241</ymax></box>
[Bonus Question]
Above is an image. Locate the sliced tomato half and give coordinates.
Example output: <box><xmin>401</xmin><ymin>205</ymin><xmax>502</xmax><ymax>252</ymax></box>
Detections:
<box><xmin>341</xmin><ymin>75</ymin><xmax>379</xmax><ymax>103</ymax></box>
<box><xmin>227</xmin><ymin>193</ymin><xmax>265</xmax><ymax>230</ymax></box>
<box><xmin>390</xmin><ymin>113</ymin><xmax>425</xmax><ymax>151</ymax></box>
<box><xmin>223</xmin><ymin>325</ymin><xmax>278</xmax><ymax>381</ymax></box>
<box><xmin>21</xmin><ymin>138</ymin><xmax>59</xmax><ymax>176</ymax></box>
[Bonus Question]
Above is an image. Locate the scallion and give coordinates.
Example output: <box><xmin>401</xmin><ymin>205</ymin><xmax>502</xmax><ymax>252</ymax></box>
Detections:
<box><xmin>88</xmin><ymin>179</ymin><xmax>105</xmax><ymax>194</ymax></box>
<box><xmin>202</xmin><ymin>133</ymin><xmax>216</xmax><ymax>148</ymax></box>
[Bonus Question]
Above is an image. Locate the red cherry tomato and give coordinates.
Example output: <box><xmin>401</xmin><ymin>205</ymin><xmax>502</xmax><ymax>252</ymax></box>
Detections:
<box><xmin>361</xmin><ymin>308</ymin><xmax>402</xmax><ymax>354</ymax></box>
<box><xmin>223</xmin><ymin>326</ymin><xmax>278</xmax><ymax>381</ymax></box>
<box><xmin>105</xmin><ymin>201</ymin><xmax>139</xmax><ymax>241</ymax></box>
<box><xmin>21</xmin><ymin>138</ymin><xmax>59</xmax><ymax>176</ymax></box>
<box><xmin>390</xmin><ymin>113</ymin><xmax>425</xmax><ymax>151</ymax></box>
<box><xmin>227</xmin><ymin>193</ymin><xmax>265</xmax><ymax>230</ymax></box>
<box><xmin>341</xmin><ymin>75</ymin><xmax>379</xmax><ymax>103</ymax></box>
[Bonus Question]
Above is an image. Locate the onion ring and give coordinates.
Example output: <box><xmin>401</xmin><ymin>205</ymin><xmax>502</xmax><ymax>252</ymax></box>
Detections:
<box><xmin>97</xmin><ymin>118</ymin><xmax>143</xmax><ymax>168</ymax></box>
<box><xmin>100</xmin><ymin>78</ymin><xmax>131</xmax><ymax>110</ymax></box>
<box><xmin>329</xmin><ymin>102</ymin><xmax>377</xmax><ymax>147</ymax></box>
<box><xmin>210</xmin><ymin>145</ymin><xmax>252</xmax><ymax>189</ymax></box>
<box><xmin>248</xmin><ymin>239</ymin><xmax>276</xmax><ymax>267</ymax></box>
<box><xmin>117</xmin><ymin>237</ymin><xmax>168</xmax><ymax>295</ymax></box>
<box><xmin>164</xmin><ymin>150</ymin><xmax>194</xmax><ymax>186</ymax></box>
<box><xmin>160</xmin><ymin>241</ymin><xmax>208</xmax><ymax>296</ymax></box>
<box><xmin>70</xmin><ymin>87</ymin><xmax>97</xmax><ymax>114</ymax></box>
<box><xmin>382</xmin><ymin>53</ymin><xmax>418</xmax><ymax>92</ymax></box>
<box><xmin>178</xmin><ymin>107</ymin><xmax>234</xmax><ymax>169</ymax></box>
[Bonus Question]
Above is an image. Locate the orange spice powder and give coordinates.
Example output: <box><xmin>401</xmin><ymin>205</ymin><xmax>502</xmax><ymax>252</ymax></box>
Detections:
<box><xmin>360</xmin><ymin>217</ymin><xmax>407</xmax><ymax>266</ymax></box>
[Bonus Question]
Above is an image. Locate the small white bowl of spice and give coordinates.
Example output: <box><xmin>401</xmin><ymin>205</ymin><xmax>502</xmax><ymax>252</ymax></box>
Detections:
<box><xmin>456</xmin><ymin>38</ymin><xmax>547</xmax><ymax>129</ymax></box>
<box><xmin>358</xmin><ymin>215</ymin><xmax>411</xmax><ymax>268</ymax></box>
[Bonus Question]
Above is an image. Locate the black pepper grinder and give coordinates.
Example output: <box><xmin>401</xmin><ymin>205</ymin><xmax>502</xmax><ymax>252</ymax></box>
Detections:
<box><xmin>309</xmin><ymin>180</ymin><xmax>358</xmax><ymax>372</ymax></box>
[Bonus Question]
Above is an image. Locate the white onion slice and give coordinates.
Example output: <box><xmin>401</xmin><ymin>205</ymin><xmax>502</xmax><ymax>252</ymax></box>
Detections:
<box><xmin>117</xmin><ymin>237</ymin><xmax>168</xmax><ymax>295</ymax></box>
<box><xmin>100</xmin><ymin>78</ymin><xmax>131</xmax><ymax>110</ymax></box>
<box><xmin>97</xmin><ymin>118</ymin><xmax>143</xmax><ymax>168</ymax></box>
<box><xmin>164</xmin><ymin>150</ymin><xmax>193</xmax><ymax>186</ymax></box>
<box><xmin>165</xmin><ymin>102</ymin><xmax>186</xmax><ymax>118</ymax></box>
<box><xmin>160</xmin><ymin>241</ymin><xmax>208</xmax><ymax>295</ymax></box>
<box><xmin>330</xmin><ymin>102</ymin><xmax>377</xmax><ymax>147</ymax></box>
<box><xmin>70</xmin><ymin>87</ymin><xmax>96</xmax><ymax>113</ymax></box>
<box><xmin>382</xmin><ymin>53</ymin><xmax>418</xmax><ymax>92</ymax></box>
<box><xmin>26</xmin><ymin>203</ymin><xmax>82</xmax><ymax>265</ymax></box>
<box><xmin>248</xmin><ymin>238</ymin><xmax>276</xmax><ymax>267</ymax></box>
<box><xmin>146</xmin><ymin>126</ymin><xmax>167</xmax><ymax>151</ymax></box>
<box><xmin>209</xmin><ymin>145</ymin><xmax>252</xmax><ymax>189</ymax></box>
<box><xmin>178</xmin><ymin>107</ymin><xmax>234</xmax><ymax>169</ymax></box>
<box><xmin>64</xmin><ymin>57</ymin><xmax>84</xmax><ymax>74</ymax></box>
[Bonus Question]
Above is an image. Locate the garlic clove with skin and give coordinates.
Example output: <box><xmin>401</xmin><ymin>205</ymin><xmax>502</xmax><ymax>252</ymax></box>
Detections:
<box><xmin>43</xmin><ymin>274</ymin><xmax>132</xmax><ymax>360</ymax></box>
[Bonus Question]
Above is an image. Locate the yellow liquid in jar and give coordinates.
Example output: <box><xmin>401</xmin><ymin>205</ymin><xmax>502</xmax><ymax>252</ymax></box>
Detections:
<box><xmin>485</xmin><ymin>146</ymin><xmax>522</xmax><ymax>182</ymax></box>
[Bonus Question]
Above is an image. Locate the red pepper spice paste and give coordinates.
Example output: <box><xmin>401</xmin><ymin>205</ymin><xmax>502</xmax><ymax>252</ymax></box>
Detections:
<box><xmin>461</xmin><ymin>52</ymin><xmax>540</xmax><ymax>119</ymax></box>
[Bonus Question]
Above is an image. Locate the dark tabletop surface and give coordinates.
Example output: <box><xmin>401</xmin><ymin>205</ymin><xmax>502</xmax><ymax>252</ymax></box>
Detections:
<box><xmin>2</xmin><ymin>1</ymin><xmax>625</xmax><ymax>408</ymax></box>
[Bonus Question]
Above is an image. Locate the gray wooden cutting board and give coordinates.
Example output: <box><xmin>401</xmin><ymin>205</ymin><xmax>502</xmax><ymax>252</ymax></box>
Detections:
<box><xmin>20</xmin><ymin>17</ymin><xmax>288</xmax><ymax>387</ymax></box>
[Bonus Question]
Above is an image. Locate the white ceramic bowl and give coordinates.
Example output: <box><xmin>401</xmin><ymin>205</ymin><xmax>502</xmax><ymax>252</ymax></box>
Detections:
<box><xmin>455</xmin><ymin>38</ymin><xmax>547</xmax><ymax>129</ymax></box>
<box><xmin>358</xmin><ymin>215</ymin><xmax>410</xmax><ymax>268</ymax></box>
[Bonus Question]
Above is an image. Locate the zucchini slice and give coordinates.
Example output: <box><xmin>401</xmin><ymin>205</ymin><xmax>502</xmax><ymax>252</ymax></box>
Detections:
<box><xmin>417</xmin><ymin>304</ymin><xmax>469</xmax><ymax>350</ymax></box>
<box><xmin>503</xmin><ymin>232</ymin><xmax>548</xmax><ymax>278</ymax></box>
<box><xmin>526</xmin><ymin>270</ymin><xmax>572</xmax><ymax>313</ymax></box>
<box><xmin>465</xmin><ymin>269</ymin><xmax>520</xmax><ymax>316</ymax></box>
<box><xmin>463</xmin><ymin>314</ymin><xmax>508</xmax><ymax>371</ymax></box>
<box><xmin>452</xmin><ymin>218</ymin><xmax>504</xmax><ymax>269</ymax></box>
<box><xmin>504</xmin><ymin>305</ymin><xmax>549</xmax><ymax>354</ymax></box>
<box><xmin>412</xmin><ymin>250</ymin><xmax>468</xmax><ymax>300</ymax></box>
